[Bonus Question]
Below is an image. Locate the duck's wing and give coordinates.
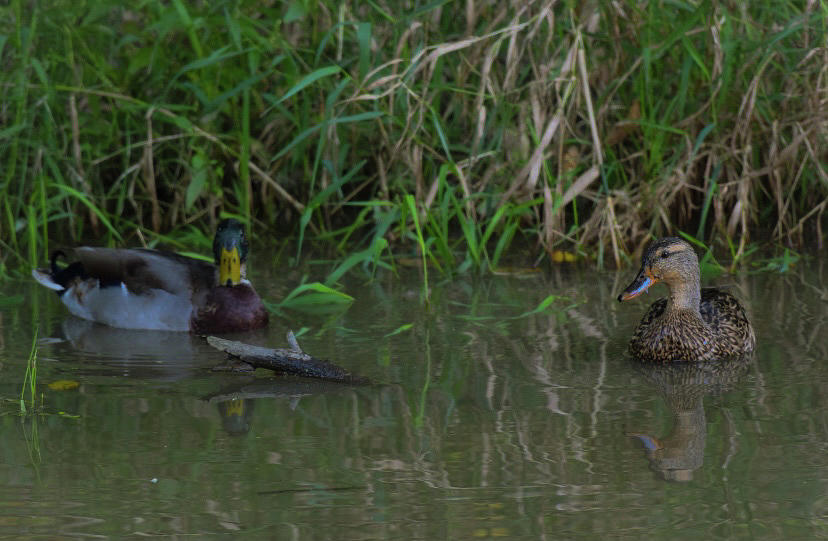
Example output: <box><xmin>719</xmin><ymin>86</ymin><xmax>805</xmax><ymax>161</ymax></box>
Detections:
<box><xmin>69</xmin><ymin>247</ymin><xmax>217</xmax><ymax>296</ymax></box>
<box><xmin>700</xmin><ymin>288</ymin><xmax>756</xmax><ymax>352</ymax></box>
<box><xmin>31</xmin><ymin>247</ymin><xmax>220</xmax><ymax>332</ymax></box>
<box><xmin>699</xmin><ymin>289</ymin><xmax>747</xmax><ymax>327</ymax></box>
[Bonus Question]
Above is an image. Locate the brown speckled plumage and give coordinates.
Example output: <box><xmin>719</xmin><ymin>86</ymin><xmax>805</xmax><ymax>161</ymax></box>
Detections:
<box><xmin>618</xmin><ymin>238</ymin><xmax>755</xmax><ymax>362</ymax></box>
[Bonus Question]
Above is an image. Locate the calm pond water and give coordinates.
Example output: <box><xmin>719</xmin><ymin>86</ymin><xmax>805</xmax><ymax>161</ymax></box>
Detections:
<box><xmin>0</xmin><ymin>255</ymin><xmax>826</xmax><ymax>539</ymax></box>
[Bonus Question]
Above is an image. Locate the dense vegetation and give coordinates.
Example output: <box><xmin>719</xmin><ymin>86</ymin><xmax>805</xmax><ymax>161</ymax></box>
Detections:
<box><xmin>1</xmin><ymin>0</ymin><xmax>825</xmax><ymax>277</ymax></box>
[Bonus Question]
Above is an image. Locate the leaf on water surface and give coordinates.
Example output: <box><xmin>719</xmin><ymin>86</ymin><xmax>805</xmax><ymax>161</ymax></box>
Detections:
<box><xmin>751</xmin><ymin>249</ymin><xmax>800</xmax><ymax>273</ymax></box>
<box><xmin>267</xmin><ymin>282</ymin><xmax>354</xmax><ymax>315</ymax></box>
<box><xmin>48</xmin><ymin>380</ymin><xmax>80</xmax><ymax>391</ymax></box>
<box><xmin>281</xmin><ymin>282</ymin><xmax>354</xmax><ymax>304</ymax></box>
<box><xmin>384</xmin><ymin>323</ymin><xmax>413</xmax><ymax>338</ymax></box>
<box><xmin>453</xmin><ymin>295</ymin><xmax>575</xmax><ymax>323</ymax></box>
<box><xmin>513</xmin><ymin>295</ymin><xmax>572</xmax><ymax>319</ymax></box>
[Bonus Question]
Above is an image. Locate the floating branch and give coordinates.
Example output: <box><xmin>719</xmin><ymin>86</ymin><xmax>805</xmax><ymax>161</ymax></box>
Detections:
<box><xmin>206</xmin><ymin>332</ymin><xmax>369</xmax><ymax>384</ymax></box>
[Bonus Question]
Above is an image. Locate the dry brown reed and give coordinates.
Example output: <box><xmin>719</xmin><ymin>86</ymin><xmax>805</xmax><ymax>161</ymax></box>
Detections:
<box><xmin>332</xmin><ymin>1</ymin><xmax>826</xmax><ymax>263</ymax></box>
<box><xmin>2</xmin><ymin>0</ymin><xmax>825</xmax><ymax>272</ymax></box>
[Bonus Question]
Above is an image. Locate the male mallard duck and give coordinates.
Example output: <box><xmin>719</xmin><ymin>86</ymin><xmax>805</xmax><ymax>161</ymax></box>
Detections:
<box><xmin>617</xmin><ymin>237</ymin><xmax>755</xmax><ymax>362</ymax></box>
<box><xmin>32</xmin><ymin>218</ymin><xmax>268</xmax><ymax>333</ymax></box>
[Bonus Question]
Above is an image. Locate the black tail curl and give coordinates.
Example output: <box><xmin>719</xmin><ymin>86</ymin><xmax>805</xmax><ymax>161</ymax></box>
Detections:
<box><xmin>47</xmin><ymin>250</ymin><xmax>87</xmax><ymax>290</ymax></box>
<box><xmin>50</xmin><ymin>250</ymin><xmax>66</xmax><ymax>275</ymax></box>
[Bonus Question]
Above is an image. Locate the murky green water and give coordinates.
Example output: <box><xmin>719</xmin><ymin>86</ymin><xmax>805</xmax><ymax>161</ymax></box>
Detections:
<box><xmin>1</xmin><ymin>257</ymin><xmax>826</xmax><ymax>539</ymax></box>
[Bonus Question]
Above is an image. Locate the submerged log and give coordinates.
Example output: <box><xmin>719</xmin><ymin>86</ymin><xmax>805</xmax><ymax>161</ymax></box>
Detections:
<box><xmin>206</xmin><ymin>332</ymin><xmax>369</xmax><ymax>384</ymax></box>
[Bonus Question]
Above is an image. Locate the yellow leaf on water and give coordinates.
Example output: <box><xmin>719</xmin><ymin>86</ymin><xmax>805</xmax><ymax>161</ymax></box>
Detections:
<box><xmin>48</xmin><ymin>380</ymin><xmax>79</xmax><ymax>391</ymax></box>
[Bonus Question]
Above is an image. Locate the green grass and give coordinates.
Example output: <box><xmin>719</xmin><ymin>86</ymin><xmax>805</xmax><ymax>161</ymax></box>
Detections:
<box><xmin>1</xmin><ymin>1</ymin><xmax>825</xmax><ymax>281</ymax></box>
<box><xmin>20</xmin><ymin>329</ymin><xmax>39</xmax><ymax>414</ymax></box>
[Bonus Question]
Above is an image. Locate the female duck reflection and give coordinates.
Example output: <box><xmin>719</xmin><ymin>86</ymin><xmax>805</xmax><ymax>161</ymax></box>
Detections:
<box><xmin>628</xmin><ymin>356</ymin><xmax>751</xmax><ymax>482</ymax></box>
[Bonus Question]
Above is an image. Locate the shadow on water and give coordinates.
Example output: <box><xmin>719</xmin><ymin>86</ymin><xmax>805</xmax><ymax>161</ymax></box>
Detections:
<box><xmin>627</xmin><ymin>355</ymin><xmax>753</xmax><ymax>482</ymax></box>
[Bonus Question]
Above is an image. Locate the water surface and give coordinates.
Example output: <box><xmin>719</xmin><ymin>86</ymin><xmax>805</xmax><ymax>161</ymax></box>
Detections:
<box><xmin>1</xmin><ymin>257</ymin><xmax>826</xmax><ymax>539</ymax></box>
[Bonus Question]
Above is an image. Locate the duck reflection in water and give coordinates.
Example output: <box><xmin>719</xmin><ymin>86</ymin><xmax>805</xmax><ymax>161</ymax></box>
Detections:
<box><xmin>216</xmin><ymin>398</ymin><xmax>256</xmax><ymax>436</ymax></box>
<box><xmin>629</xmin><ymin>355</ymin><xmax>752</xmax><ymax>482</ymax></box>
<box><xmin>49</xmin><ymin>316</ymin><xmax>359</xmax><ymax>436</ymax></box>
<box><xmin>56</xmin><ymin>316</ymin><xmax>221</xmax><ymax>380</ymax></box>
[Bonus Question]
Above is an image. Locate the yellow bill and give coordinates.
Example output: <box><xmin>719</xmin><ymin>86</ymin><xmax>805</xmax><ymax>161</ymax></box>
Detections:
<box><xmin>219</xmin><ymin>246</ymin><xmax>242</xmax><ymax>286</ymax></box>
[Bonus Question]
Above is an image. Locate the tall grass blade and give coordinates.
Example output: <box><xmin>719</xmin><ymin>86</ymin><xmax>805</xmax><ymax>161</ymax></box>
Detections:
<box><xmin>20</xmin><ymin>329</ymin><xmax>38</xmax><ymax>414</ymax></box>
<box><xmin>274</xmin><ymin>66</ymin><xmax>342</xmax><ymax>105</ymax></box>
<box><xmin>404</xmin><ymin>194</ymin><xmax>430</xmax><ymax>301</ymax></box>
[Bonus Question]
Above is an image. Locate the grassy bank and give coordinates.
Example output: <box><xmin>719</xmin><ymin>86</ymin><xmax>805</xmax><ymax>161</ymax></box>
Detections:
<box><xmin>1</xmin><ymin>0</ymin><xmax>825</xmax><ymax>277</ymax></box>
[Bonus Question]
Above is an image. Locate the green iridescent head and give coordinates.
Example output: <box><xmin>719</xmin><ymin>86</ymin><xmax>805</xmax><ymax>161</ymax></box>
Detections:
<box><xmin>213</xmin><ymin>219</ymin><xmax>249</xmax><ymax>286</ymax></box>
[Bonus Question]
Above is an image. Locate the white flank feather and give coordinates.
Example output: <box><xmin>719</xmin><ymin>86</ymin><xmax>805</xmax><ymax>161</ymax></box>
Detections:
<box><xmin>62</xmin><ymin>280</ymin><xmax>193</xmax><ymax>331</ymax></box>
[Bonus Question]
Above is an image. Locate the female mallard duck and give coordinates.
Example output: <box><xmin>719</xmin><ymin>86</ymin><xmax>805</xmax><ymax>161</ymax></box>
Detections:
<box><xmin>32</xmin><ymin>218</ymin><xmax>268</xmax><ymax>333</ymax></box>
<box><xmin>617</xmin><ymin>237</ymin><xmax>755</xmax><ymax>362</ymax></box>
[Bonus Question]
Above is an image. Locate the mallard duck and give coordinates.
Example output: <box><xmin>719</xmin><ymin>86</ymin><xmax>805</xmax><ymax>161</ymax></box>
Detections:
<box><xmin>32</xmin><ymin>218</ymin><xmax>268</xmax><ymax>333</ymax></box>
<box><xmin>617</xmin><ymin>237</ymin><xmax>755</xmax><ymax>362</ymax></box>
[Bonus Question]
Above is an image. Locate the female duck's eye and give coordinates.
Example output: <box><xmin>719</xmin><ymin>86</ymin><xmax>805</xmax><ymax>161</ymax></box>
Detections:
<box><xmin>660</xmin><ymin>251</ymin><xmax>670</xmax><ymax>259</ymax></box>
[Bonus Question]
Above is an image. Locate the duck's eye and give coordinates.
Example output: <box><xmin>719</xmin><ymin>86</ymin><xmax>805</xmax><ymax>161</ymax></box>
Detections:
<box><xmin>660</xmin><ymin>251</ymin><xmax>671</xmax><ymax>259</ymax></box>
